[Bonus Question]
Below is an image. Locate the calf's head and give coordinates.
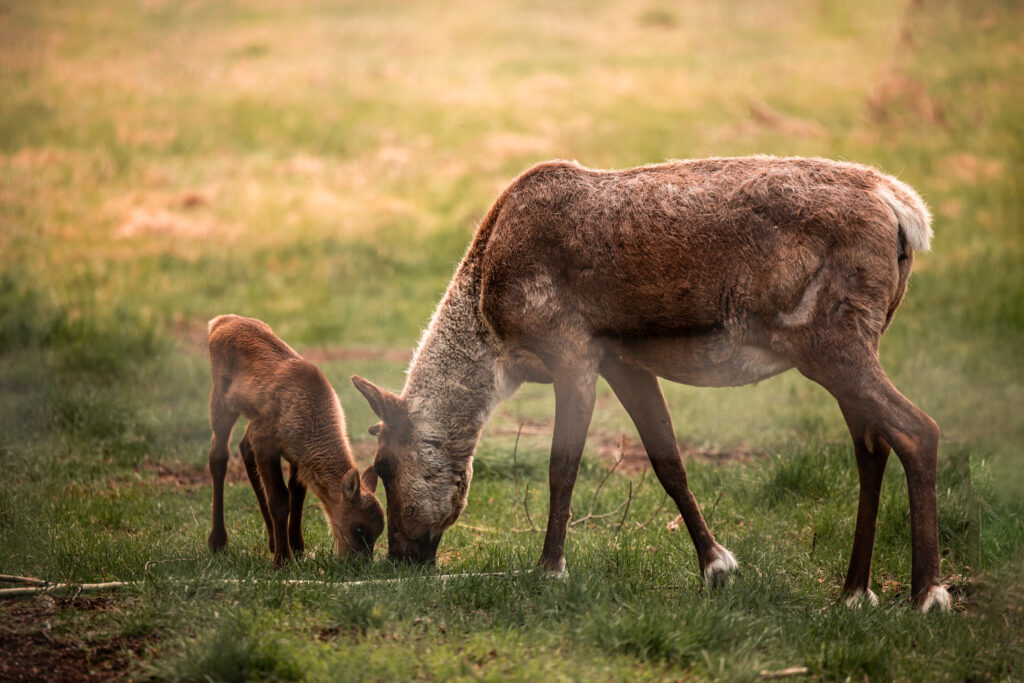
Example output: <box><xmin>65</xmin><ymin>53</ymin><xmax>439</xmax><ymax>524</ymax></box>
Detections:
<box><xmin>325</xmin><ymin>467</ymin><xmax>385</xmax><ymax>559</ymax></box>
<box><xmin>351</xmin><ymin>375</ymin><xmax>472</xmax><ymax>564</ymax></box>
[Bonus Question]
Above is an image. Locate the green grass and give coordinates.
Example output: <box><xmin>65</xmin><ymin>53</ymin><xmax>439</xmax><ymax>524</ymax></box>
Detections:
<box><xmin>2</xmin><ymin>0</ymin><xmax>1023</xmax><ymax>680</ymax></box>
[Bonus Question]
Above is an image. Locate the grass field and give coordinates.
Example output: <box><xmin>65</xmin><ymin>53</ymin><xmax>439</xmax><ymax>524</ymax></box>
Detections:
<box><xmin>1</xmin><ymin>0</ymin><xmax>1022</xmax><ymax>680</ymax></box>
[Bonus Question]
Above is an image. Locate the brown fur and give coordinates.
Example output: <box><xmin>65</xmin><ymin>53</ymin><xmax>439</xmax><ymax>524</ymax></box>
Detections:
<box><xmin>352</xmin><ymin>156</ymin><xmax>947</xmax><ymax>610</ymax></box>
<box><xmin>207</xmin><ymin>315</ymin><xmax>383</xmax><ymax>566</ymax></box>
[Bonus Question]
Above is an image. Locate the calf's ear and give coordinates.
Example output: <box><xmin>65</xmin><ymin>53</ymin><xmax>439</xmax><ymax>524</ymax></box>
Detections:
<box><xmin>341</xmin><ymin>468</ymin><xmax>361</xmax><ymax>502</ymax></box>
<box><xmin>361</xmin><ymin>466</ymin><xmax>379</xmax><ymax>493</ymax></box>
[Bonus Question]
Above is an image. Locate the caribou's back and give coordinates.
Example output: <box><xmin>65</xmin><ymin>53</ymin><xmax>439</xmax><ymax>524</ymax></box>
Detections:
<box><xmin>478</xmin><ymin>158</ymin><xmax>923</xmax><ymax>372</ymax></box>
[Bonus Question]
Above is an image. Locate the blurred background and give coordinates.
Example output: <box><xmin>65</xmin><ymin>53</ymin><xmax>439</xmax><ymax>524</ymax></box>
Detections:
<box><xmin>1</xmin><ymin>0</ymin><xmax>1019</xmax><ymax>463</ymax></box>
<box><xmin>1</xmin><ymin>2</ymin><xmax>1021</xmax><ymax>677</ymax></box>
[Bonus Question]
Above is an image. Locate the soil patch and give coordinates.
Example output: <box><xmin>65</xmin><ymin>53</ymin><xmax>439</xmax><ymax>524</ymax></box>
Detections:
<box><xmin>0</xmin><ymin>598</ymin><xmax>155</xmax><ymax>682</ymax></box>
<box><xmin>136</xmin><ymin>458</ymin><xmax>248</xmax><ymax>488</ymax></box>
<box><xmin>492</xmin><ymin>418</ymin><xmax>765</xmax><ymax>473</ymax></box>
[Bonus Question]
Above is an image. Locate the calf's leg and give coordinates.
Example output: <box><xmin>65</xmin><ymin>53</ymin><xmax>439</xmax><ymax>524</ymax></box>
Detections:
<box><xmin>207</xmin><ymin>397</ymin><xmax>237</xmax><ymax>552</ymax></box>
<box><xmin>287</xmin><ymin>462</ymin><xmax>307</xmax><ymax>556</ymax></box>
<box><xmin>255</xmin><ymin>448</ymin><xmax>293</xmax><ymax>568</ymax></box>
<box><xmin>240</xmin><ymin>425</ymin><xmax>276</xmax><ymax>554</ymax></box>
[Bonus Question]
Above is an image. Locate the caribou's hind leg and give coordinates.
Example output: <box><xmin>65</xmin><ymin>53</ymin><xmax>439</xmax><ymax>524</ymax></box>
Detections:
<box><xmin>798</xmin><ymin>347</ymin><xmax>948</xmax><ymax>612</ymax></box>
<box><xmin>841</xmin><ymin>425</ymin><xmax>890</xmax><ymax>607</ymax></box>
<box><xmin>600</xmin><ymin>355</ymin><xmax>737</xmax><ymax>586</ymax></box>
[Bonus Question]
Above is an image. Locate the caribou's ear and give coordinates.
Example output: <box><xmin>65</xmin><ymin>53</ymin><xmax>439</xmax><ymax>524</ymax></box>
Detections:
<box><xmin>351</xmin><ymin>376</ymin><xmax>401</xmax><ymax>420</ymax></box>
<box><xmin>368</xmin><ymin>422</ymin><xmax>382</xmax><ymax>437</ymax></box>
<box><xmin>341</xmin><ymin>468</ymin><xmax>361</xmax><ymax>502</ymax></box>
<box><xmin>361</xmin><ymin>466</ymin><xmax>378</xmax><ymax>493</ymax></box>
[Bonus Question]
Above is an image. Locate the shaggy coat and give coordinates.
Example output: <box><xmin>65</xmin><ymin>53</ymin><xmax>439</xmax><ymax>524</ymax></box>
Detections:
<box><xmin>352</xmin><ymin>156</ymin><xmax>948</xmax><ymax>612</ymax></box>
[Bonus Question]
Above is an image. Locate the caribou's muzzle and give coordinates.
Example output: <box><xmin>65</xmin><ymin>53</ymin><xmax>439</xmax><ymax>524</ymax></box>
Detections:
<box><xmin>386</xmin><ymin>529</ymin><xmax>442</xmax><ymax>565</ymax></box>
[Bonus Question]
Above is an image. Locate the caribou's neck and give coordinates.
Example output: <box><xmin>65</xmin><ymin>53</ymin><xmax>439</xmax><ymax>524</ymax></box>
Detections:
<box><xmin>402</xmin><ymin>269</ymin><xmax>501</xmax><ymax>459</ymax></box>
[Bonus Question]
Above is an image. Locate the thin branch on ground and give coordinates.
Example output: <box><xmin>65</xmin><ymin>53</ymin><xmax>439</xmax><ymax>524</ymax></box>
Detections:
<box><xmin>522</xmin><ymin>481</ymin><xmax>537</xmax><ymax>531</ymax></box>
<box><xmin>585</xmin><ymin>435</ymin><xmax>624</xmax><ymax>516</ymax></box>
<box><xmin>615</xmin><ymin>481</ymin><xmax>634</xmax><ymax>534</ymax></box>
<box><xmin>635</xmin><ymin>492</ymin><xmax>670</xmax><ymax>530</ymax></box>
<box><xmin>757</xmin><ymin>666</ymin><xmax>810</xmax><ymax>680</ymax></box>
<box><xmin>705</xmin><ymin>490</ymin><xmax>725</xmax><ymax>524</ymax></box>
<box><xmin>571</xmin><ymin>435</ymin><xmax>626</xmax><ymax>528</ymax></box>
<box><xmin>0</xmin><ymin>571</ymin><xmax>570</xmax><ymax>599</ymax></box>
<box><xmin>511</xmin><ymin>423</ymin><xmax>523</xmax><ymax>530</ymax></box>
<box><xmin>0</xmin><ymin>581</ymin><xmax>134</xmax><ymax>598</ymax></box>
<box><xmin>0</xmin><ymin>574</ymin><xmax>47</xmax><ymax>586</ymax></box>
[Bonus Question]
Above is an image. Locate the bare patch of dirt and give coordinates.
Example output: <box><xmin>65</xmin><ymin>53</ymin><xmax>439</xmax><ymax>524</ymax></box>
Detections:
<box><xmin>135</xmin><ymin>459</ymin><xmax>248</xmax><ymax>488</ymax></box>
<box><xmin>493</xmin><ymin>418</ymin><xmax>765</xmax><ymax>473</ymax></box>
<box><xmin>115</xmin><ymin>207</ymin><xmax>219</xmax><ymax>240</ymax></box>
<box><xmin>0</xmin><ymin>597</ymin><xmax>156</xmax><ymax>682</ymax></box>
<box><xmin>597</xmin><ymin>434</ymin><xmax>764</xmax><ymax>473</ymax></box>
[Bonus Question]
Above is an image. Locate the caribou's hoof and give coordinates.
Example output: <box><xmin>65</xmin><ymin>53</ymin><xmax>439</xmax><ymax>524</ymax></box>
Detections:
<box><xmin>844</xmin><ymin>588</ymin><xmax>879</xmax><ymax>608</ymax></box>
<box><xmin>539</xmin><ymin>555</ymin><xmax>567</xmax><ymax>575</ymax></box>
<box><xmin>918</xmin><ymin>585</ymin><xmax>952</xmax><ymax>613</ymax></box>
<box><xmin>703</xmin><ymin>545</ymin><xmax>738</xmax><ymax>588</ymax></box>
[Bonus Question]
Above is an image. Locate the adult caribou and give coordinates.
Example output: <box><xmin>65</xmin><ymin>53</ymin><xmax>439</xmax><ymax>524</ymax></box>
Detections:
<box><xmin>352</xmin><ymin>156</ymin><xmax>950</xmax><ymax>612</ymax></box>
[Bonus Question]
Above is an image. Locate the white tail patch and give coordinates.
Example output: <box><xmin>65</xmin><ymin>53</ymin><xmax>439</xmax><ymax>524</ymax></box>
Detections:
<box><xmin>876</xmin><ymin>181</ymin><xmax>933</xmax><ymax>253</ymax></box>
<box><xmin>919</xmin><ymin>585</ymin><xmax>952</xmax><ymax>613</ymax></box>
<box><xmin>703</xmin><ymin>545</ymin><xmax>738</xmax><ymax>587</ymax></box>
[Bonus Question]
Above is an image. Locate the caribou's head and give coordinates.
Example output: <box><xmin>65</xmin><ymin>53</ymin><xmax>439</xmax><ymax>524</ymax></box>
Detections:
<box><xmin>351</xmin><ymin>375</ymin><xmax>472</xmax><ymax>564</ymax></box>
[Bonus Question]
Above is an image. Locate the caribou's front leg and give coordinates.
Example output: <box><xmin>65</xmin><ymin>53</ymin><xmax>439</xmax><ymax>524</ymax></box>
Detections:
<box><xmin>539</xmin><ymin>364</ymin><xmax>598</xmax><ymax>572</ymax></box>
<box><xmin>599</xmin><ymin>355</ymin><xmax>737</xmax><ymax>586</ymax></box>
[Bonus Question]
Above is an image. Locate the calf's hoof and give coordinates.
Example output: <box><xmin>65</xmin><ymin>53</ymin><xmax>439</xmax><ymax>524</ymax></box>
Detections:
<box><xmin>208</xmin><ymin>531</ymin><xmax>227</xmax><ymax>552</ymax></box>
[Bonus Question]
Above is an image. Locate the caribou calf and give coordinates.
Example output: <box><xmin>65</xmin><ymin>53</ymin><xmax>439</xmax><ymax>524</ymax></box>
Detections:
<box><xmin>207</xmin><ymin>314</ymin><xmax>383</xmax><ymax>566</ymax></box>
<box><xmin>352</xmin><ymin>156</ymin><xmax>950</xmax><ymax>612</ymax></box>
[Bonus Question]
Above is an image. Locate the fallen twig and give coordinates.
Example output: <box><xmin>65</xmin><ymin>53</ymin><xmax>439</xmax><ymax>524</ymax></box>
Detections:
<box><xmin>635</xmin><ymin>492</ymin><xmax>669</xmax><ymax>530</ymax></box>
<box><xmin>0</xmin><ymin>581</ymin><xmax>133</xmax><ymax>598</ymax></box>
<box><xmin>577</xmin><ymin>436</ymin><xmax>624</xmax><ymax>523</ymax></box>
<box><xmin>0</xmin><ymin>574</ymin><xmax>47</xmax><ymax>586</ymax></box>
<box><xmin>615</xmin><ymin>481</ymin><xmax>634</xmax><ymax>533</ymax></box>
<box><xmin>0</xmin><ymin>571</ymin><xmax>568</xmax><ymax>599</ymax></box>
<box><xmin>706</xmin><ymin>490</ymin><xmax>725</xmax><ymax>524</ymax></box>
<box><xmin>522</xmin><ymin>481</ymin><xmax>537</xmax><ymax>531</ymax></box>
<box><xmin>511</xmin><ymin>423</ymin><xmax>523</xmax><ymax>530</ymax></box>
<box><xmin>757</xmin><ymin>666</ymin><xmax>809</xmax><ymax>680</ymax></box>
